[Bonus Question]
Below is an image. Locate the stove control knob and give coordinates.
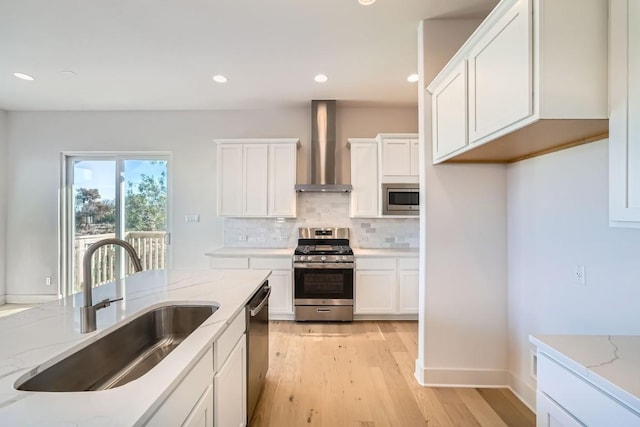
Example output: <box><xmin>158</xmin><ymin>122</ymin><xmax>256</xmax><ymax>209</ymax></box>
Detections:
<box><xmin>321</xmin><ymin>256</ymin><xmax>327</xmax><ymax>261</ymax></box>
<box><xmin>300</xmin><ymin>256</ymin><xmax>305</xmax><ymax>261</ymax></box>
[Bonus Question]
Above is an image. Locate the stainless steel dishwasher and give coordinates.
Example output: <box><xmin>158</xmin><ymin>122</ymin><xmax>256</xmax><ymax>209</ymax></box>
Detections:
<box><xmin>246</xmin><ymin>281</ymin><xmax>271</xmax><ymax>423</ymax></box>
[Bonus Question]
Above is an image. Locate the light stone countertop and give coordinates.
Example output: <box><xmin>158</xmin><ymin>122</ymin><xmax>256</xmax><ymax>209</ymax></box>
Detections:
<box><xmin>206</xmin><ymin>247</ymin><xmax>419</xmax><ymax>258</ymax></box>
<box><xmin>0</xmin><ymin>269</ymin><xmax>270</xmax><ymax>425</ymax></box>
<box><xmin>205</xmin><ymin>247</ymin><xmax>294</xmax><ymax>257</ymax></box>
<box><xmin>352</xmin><ymin>248</ymin><xmax>419</xmax><ymax>257</ymax></box>
<box><xmin>530</xmin><ymin>335</ymin><xmax>640</xmax><ymax>413</ymax></box>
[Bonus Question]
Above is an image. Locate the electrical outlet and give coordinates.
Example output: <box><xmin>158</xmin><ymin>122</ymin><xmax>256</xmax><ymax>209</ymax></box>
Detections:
<box><xmin>238</xmin><ymin>235</ymin><xmax>248</xmax><ymax>241</ymax></box>
<box><xmin>574</xmin><ymin>264</ymin><xmax>586</xmax><ymax>285</ymax></box>
<box><xmin>184</xmin><ymin>214</ymin><xmax>200</xmax><ymax>223</ymax></box>
<box><xmin>45</xmin><ymin>277</ymin><xmax>52</xmax><ymax>286</ymax></box>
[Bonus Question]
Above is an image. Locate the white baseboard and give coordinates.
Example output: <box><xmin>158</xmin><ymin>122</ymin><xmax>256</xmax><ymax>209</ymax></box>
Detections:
<box><xmin>508</xmin><ymin>372</ymin><xmax>537</xmax><ymax>413</ymax></box>
<box><xmin>0</xmin><ymin>295</ymin><xmax>5</xmax><ymax>305</ymax></box>
<box><xmin>5</xmin><ymin>294</ymin><xmax>58</xmax><ymax>304</ymax></box>
<box><xmin>354</xmin><ymin>314</ymin><xmax>419</xmax><ymax>321</ymax></box>
<box><xmin>414</xmin><ymin>365</ymin><xmax>509</xmax><ymax>387</ymax></box>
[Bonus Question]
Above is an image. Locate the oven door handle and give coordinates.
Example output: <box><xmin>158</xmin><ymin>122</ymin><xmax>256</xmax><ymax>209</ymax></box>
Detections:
<box><xmin>294</xmin><ymin>263</ymin><xmax>354</xmax><ymax>269</ymax></box>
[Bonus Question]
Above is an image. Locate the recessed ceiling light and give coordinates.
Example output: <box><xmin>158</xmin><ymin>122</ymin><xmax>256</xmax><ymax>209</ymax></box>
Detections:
<box><xmin>13</xmin><ymin>72</ymin><xmax>35</xmax><ymax>81</ymax></box>
<box><xmin>359</xmin><ymin>0</ymin><xmax>376</xmax><ymax>5</ymax></box>
<box><xmin>407</xmin><ymin>73</ymin><xmax>419</xmax><ymax>83</ymax></box>
<box><xmin>314</xmin><ymin>74</ymin><xmax>328</xmax><ymax>83</ymax></box>
<box><xmin>212</xmin><ymin>75</ymin><xmax>228</xmax><ymax>83</ymax></box>
<box><xmin>61</xmin><ymin>70</ymin><xmax>77</xmax><ymax>76</ymax></box>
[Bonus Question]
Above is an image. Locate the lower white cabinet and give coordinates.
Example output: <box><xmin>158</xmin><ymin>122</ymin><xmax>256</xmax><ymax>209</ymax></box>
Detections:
<box><xmin>536</xmin><ymin>391</ymin><xmax>582</xmax><ymax>427</ymax></box>
<box><xmin>183</xmin><ymin>385</ymin><xmax>214</xmax><ymax>427</ymax></box>
<box><xmin>146</xmin><ymin>348</ymin><xmax>214</xmax><ymax>426</ymax></box>
<box><xmin>354</xmin><ymin>256</ymin><xmax>418</xmax><ymax>316</ymax></box>
<box><xmin>355</xmin><ymin>270</ymin><xmax>396</xmax><ymax>314</ymax></box>
<box><xmin>536</xmin><ymin>352</ymin><xmax>640</xmax><ymax>426</ymax></box>
<box><xmin>214</xmin><ymin>334</ymin><xmax>247</xmax><ymax>427</ymax></box>
<box><xmin>208</xmin><ymin>255</ymin><xmax>293</xmax><ymax>317</ymax></box>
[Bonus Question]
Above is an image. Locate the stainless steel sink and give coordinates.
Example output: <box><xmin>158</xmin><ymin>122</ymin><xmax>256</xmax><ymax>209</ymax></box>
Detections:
<box><xmin>16</xmin><ymin>304</ymin><xmax>218</xmax><ymax>392</ymax></box>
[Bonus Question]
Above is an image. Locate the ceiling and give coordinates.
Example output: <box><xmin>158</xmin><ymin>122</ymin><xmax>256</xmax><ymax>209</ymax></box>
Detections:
<box><xmin>0</xmin><ymin>0</ymin><xmax>497</xmax><ymax>111</ymax></box>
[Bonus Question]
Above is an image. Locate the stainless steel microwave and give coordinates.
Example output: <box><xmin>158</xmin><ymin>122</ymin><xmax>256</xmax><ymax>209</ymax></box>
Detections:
<box><xmin>382</xmin><ymin>183</ymin><xmax>419</xmax><ymax>215</ymax></box>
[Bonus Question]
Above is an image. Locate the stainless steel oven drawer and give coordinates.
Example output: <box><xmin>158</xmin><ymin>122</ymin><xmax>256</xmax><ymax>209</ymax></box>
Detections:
<box><xmin>295</xmin><ymin>305</ymin><xmax>353</xmax><ymax>322</ymax></box>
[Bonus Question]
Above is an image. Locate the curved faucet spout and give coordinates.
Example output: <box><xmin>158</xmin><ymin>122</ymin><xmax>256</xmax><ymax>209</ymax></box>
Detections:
<box><xmin>81</xmin><ymin>238</ymin><xmax>143</xmax><ymax>333</ymax></box>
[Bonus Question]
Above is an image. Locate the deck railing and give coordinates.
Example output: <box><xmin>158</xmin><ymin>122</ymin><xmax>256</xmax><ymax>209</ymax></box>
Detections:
<box><xmin>74</xmin><ymin>232</ymin><xmax>167</xmax><ymax>294</ymax></box>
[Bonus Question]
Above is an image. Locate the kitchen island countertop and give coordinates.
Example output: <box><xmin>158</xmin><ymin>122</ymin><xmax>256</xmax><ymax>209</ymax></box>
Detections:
<box><xmin>530</xmin><ymin>334</ymin><xmax>640</xmax><ymax>413</ymax></box>
<box><xmin>0</xmin><ymin>269</ymin><xmax>270</xmax><ymax>425</ymax></box>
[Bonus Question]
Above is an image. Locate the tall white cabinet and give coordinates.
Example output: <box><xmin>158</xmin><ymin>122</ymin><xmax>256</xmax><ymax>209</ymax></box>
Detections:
<box><xmin>348</xmin><ymin>138</ymin><xmax>379</xmax><ymax>218</ymax></box>
<box><xmin>216</xmin><ymin>139</ymin><xmax>299</xmax><ymax>217</ymax></box>
<box><xmin>609</xmin><ymin>0</ymin><xmax>640</xmax><ymax>227</ymax></box>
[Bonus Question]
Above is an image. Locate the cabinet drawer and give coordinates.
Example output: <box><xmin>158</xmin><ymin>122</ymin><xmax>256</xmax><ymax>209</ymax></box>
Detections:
<box><xmin>537</xmin><ymin>353</ymin><xmax>640</xmax><ymax>425</ymax></box>
<box><xmin>250</xmin><ymin>257</ymin><xmax>291</xmax><ymax>270</ymax></box>
<box><xmin>209</xmin><ymin>257</ymin><xmax>249</xmax><ymax>269</ymax></box>
<box><xmin>356</xmin><ymin>258</ymin><xmax>396</xmax><ymax>270</ymax></box>
<box><xmin>215</xmin><ymin>310</ymin><xmax>246</xmax><ymax>372</ymax></box>
<box><xmin>398</xmin><ymin>257</ymin><xmax>419</xmax><ymax>270</ymax></box>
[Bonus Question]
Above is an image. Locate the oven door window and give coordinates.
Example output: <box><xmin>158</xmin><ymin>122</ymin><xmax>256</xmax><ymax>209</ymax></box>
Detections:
<box><xmin>388</xmin><ymin>190</ymin><xmax>419</xmax><ymax>206</ymax></box>
<box><xmin>294</xmin><ymin>268</ymin><xmax>354</xmax><ymax>300</ymax></box>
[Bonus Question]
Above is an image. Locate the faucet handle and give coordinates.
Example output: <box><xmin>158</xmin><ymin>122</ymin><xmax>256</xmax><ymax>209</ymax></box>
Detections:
<box><xmin>94</xmin><ymin>297</ymin><xmax>123</xmax><ymax>311</ymax></box>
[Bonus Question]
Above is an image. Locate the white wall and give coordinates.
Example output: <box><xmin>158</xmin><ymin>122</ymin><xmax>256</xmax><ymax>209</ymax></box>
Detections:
<box><xmin>5</xmin><ymin>106</ymin><xmax>416</xmax><ymax>299</ymax></box>
<box><xmin>0</xmin><ymin>110</ymin><xmax>7</xmax><ymax>304</ymax></box>
<box><xmin>417</xmin><ymin>19</ymin><xmax>509</xmax><ymax>386</ymax></box>
<box><xmin>507</xmin><ymin>139</ymin><xmax>640</xmax><ymax>407</ymax></box>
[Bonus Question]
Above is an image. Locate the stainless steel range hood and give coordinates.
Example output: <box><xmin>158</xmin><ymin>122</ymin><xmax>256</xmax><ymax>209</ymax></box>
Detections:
<box><xmin>295</xmin><ymin>100</ymin><xmax>352</xmax><ymax>192</ymax></box>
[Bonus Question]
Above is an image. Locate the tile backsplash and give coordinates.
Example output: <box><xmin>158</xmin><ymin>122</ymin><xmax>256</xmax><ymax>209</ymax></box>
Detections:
<box><xmin>223</xmin><ymin>192</ymin><xmax>418</xmax><ymax>248</ymax></box>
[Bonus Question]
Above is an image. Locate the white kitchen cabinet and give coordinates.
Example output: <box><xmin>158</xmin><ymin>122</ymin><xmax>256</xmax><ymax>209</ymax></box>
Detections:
<box><xmin>214</xmin><ymin>334</ymin><xmax>247</xmax><ymax>427</ymax></box>
<box><xmin>216</xmin><ymin>139</ymin><xmax>299</xmax><ymax>218</ymax></box>
<box><xmin>431</xmin><ymin>61</ymin><xmax>468</xmax><ymax>161</ymax></box>
<box><xmin>536</xmin><ymin>352</ymin><xmax>640</xmax><ymax>426</ymax></box>
<box><xmin>355</xmin><ymin>270</ymin><xmax>397</xmax><ymax>314</ymax></box>
<box><xmin>183</xmin><ymin>385</ymin><xmax>214</xmax><ymax>427</ymax></box>
<box><xmin>348</xmin><ymin>138</ymin><xmax>379</xmax><ymax>218</ymax></box>
<box><xmin>398</xmin><ymin>268</ymin><xmax>419</xmax><ymax>314</ymax></box>
<box><xmin>428</xmin><ymin>0</ymin><xmax>608</xmax><ymax>163</ymax></box>
<box><xmin>377</xmin><ymin>134</ymin><xmax>419</xmax><ymax>183</ymax></box>
<box><xmin>536</xmin><ymin>391</ymin><xmax>582</xmax><ymax>427</ymax></box>
<box><xmin>467</xmin><ymin>0</ymin><xmax>532</xmax><ymax>144</ymax></box>
<box><xmin>250</xmin><ymin>257</ymin><xmax>293</xmax><ymax>316</ymax></box>
<box><xmin>243</xmin><ymin>144</ymin><xmax>269</xmax><ymax>216</ymax></box>
<box><xmin>147</xmin><ymin>348</ymin><xmax>214</xmax><ymax>426</ymax></box>
<box><xmin>268</xmin><ymin>143</ymin><xmax>298</xmax><ymax>217</ymax></box>
<box><xmin>610</xmin><ymin>0</ymin><xmax>640</xmax><ymax>227</ymax></box>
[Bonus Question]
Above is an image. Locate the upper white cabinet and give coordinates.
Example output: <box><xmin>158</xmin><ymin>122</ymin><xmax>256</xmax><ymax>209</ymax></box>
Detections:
<box><xmin>216</xmin><ymin>139</ymin><xmax>299</xmax><ymax>217</ymax></box>
<box><xmin>348</xmin><ymin>138</ymin><xmax>379</xmax><ymax>218</ymax></box>
<box><xmin>432</xmin><ymin>61</ymin><xmax>468</xmax><ymax>161</ymax></box>
<box><xmin>609</xmin><ymin>0</ymin><xmax>640</xmax><ymax>227</ymax></box>
<box><xmin>377</xmin><ymin>134</ymin><xmax>419</xmax><ymax>183</ymax></box>
<box><xmin>428</xmin><ymin>0</ymin><xmax>608</xmax><ymax>163</ymax></box>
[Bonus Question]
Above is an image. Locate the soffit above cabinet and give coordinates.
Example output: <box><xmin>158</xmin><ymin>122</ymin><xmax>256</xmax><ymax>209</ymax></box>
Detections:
<box><xmin>427</xmin><ymin>0</ymin><xmax>608</xmax><ymax>164</ymax></box>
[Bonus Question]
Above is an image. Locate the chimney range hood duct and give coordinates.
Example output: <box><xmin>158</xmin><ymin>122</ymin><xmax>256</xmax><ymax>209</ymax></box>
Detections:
<box><xmin>295</xmin><ymin>100</ymin><xmax>352</xmax><ymax>192</ymax></box>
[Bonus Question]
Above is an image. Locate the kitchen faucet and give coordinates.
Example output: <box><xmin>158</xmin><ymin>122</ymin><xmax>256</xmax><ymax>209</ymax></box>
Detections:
<box><xmin>80</xmin><ymin>238</ymin><xmax>143</xmax><ymax>333</ymax></box>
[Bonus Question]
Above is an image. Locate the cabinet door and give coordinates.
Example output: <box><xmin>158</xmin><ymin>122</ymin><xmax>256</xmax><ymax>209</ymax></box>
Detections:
<box><xmin>350</xmin><ymin>142</ymin><xmax>379</xmax><ymax>217</ymax></box>
<box><xmin>243</xmin><ymin>144</ymin><xmax>268</xmax><ymax>216</ymax></box>
<box><xmin>610</xmin><ymin>0</ymin><xmax>640</xmax><ymax>226</ymax></box>
<box><xmin>355</xmin><ymin>270</ymin><xmax>396</xmax><ymax>314</ymax></box>
<box><xmin>217</xmin><ymin>144</ymin><xmax>243</xmax><ymax>216</ymax></box>
<box><xmin>267</xmin><ymin>270</ymin><xmax>293</xmax><ymax>315</ymax></box>
<box><xmin>215</xmin><ymin>335</ymin><xmax>247</xmax><ymax>427</ymax></box>
<box><xmin>398</xmin><ymin>270</ymin><xmax>419</xmax><ymax>314</ymax></box>
<box><xmin>468</xmin><ymin>0</ymin><xmax>533</xmax><ymax>144</ymax></box>
<box><xmin>432</xmin><ymin>61</ymin><xmax>468</xmax><ymax>160</ymax></box>
<box><xmin>183</xmin><ymin>384</ymin><xmax>214</xmax><ymax>427</ymax></box>
<box><xmin>536</xmin><ymin>392</ymin><xmax>583</xmax><ymax>427</ymax></box>
<box><xmin>410</xmin><ymin>139</ymin><xmax>419</xmax><ymax>176</ymax></box>
<box><xmin>382</xmin><ymin>139</ymin><xmax>411</xmax><ymax>177</ymax></box>
<box><xmin>268</xmin><ymin>143</ymin><xmax>297</xmax><ymax>217</ymax></box>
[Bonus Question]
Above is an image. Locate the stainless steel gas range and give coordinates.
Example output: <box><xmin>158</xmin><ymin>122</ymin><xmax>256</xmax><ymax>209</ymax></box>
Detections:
<box><xmin>293</xmin><ymin>227</ymin><xmax>354</xmax><ymax>321</ymax></box>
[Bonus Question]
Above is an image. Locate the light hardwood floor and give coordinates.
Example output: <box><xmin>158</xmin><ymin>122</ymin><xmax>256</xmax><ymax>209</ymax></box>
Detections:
<box><xmin>251</xmin><ymin>321</ymin><xmax>535</xmax><ymax>427</ymax></box>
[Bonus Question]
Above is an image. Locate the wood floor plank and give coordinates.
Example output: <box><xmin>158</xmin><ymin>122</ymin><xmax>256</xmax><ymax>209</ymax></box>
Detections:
<box><xmin>251</xmin><ymin>321</ymin><xmax>534</xmax><ymax>427</ymax></box>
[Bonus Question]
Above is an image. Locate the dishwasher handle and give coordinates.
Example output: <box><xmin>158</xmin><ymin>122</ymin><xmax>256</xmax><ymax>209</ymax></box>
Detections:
<box><xmin>249</xmin><ymin>286</ymin><xmax>271</xmax><ymax>317</ymax></box>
